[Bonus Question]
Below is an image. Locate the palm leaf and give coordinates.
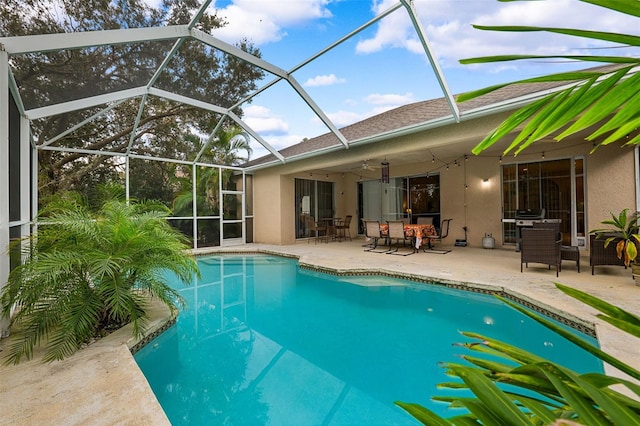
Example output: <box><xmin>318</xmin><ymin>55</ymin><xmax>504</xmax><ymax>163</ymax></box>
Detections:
<box><xmin>571</xmin><ymin>373</ymin><xmax>640</xmax><ymax>424</ymax></box>
<box><xmin>555</xmin><ymin>283</ymin><xmax>640</xmax><ymax>328</ymax></box>
<box><xmin>394</xmin><ymin>402</ymin><xmax>450</xmax><ymax>425</ymax></box>
<box><xmin>448</xmin><ymin>365</ymin><xmax>533</xmax><ymax>424</ymax></box>
<box><xmin>559</xmin><ymin>70</ymin><xmax>640</xmax><ymax>138</ymax></box>
<box><xmin>533</xmin><ymin>363</ymin><xmax>610</xmax><ymax>425</ymax></box>
<box><xmin>497</xmin><ymin>296</ymin><xmax>640</xmax><ymax>381</ymax></box>
<box><xmin>471</xmin><ymin>96</ymin><xmax>555</xmax><ymax>154</ymax></box>
<box><xmin>460</xmin><ymin>332</ymin><xmax>548</xmax><ymax>365</ymax></box>
<box><xmin>515</xmin><ymin>396</ymin><xmax>559</xmax><ymax>424</ymax></box>
<box><xmin>580</xmin><ymin>0</ymin><xmax>640</xmax><ymax>17</ymax></box>
<box><xmin>460</xmin><ymin>398</ymin><xmax>512</xmax><ymax>425</ymax></box>
<box><xmin>469</xmin><ymin>25</ymin><xmax>640</xmax><ymax>46</ymax></box>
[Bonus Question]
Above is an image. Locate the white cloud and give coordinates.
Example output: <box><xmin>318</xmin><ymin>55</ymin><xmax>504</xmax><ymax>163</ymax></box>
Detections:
<box><xmin>303</xmin><ymin>74</ymin><xmax>346</xmax><ymax>87</ymax></box>
<box><xmin>357</xmin><ymin>0</ymin><xmax>638</xmax><ymax>69</ymax></box>
<box><xmin>249</xmin><ymin>133</ymin><xmax>309</xmax><ymax>160</ymax></box>
<box><xmin>209</xmin><ymin>0</ymin><xmax>332</xmax><ymax>45</ymax></box>
<box><xmin>243</xmin><ymin>105</ymin><xmax>289</xmax><ymax>135</ymax></box>
<box><xmin>327</xmin><ymin>110</ymin><xmax>366</xmax><ymax>128</ymax></box>
<box><xmin>364</xmin><ymin>92</ymin><xmax>414</xmax><ymax>106</ymax></box>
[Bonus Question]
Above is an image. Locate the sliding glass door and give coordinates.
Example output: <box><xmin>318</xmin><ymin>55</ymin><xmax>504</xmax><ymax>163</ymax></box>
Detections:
<box><xmin>357</xmin><ymin>174</ymin><xmax>441</xmax><ymax>234</ymax></box>
<box><xmin>295</xmin><ymin>179</ymin><xmax>335</xmax><ymax>239</ymax></box>
<box><xmin>502</xmin><ymin>157</ymin><xmax>586</xmax><ymax>247</ymax></box>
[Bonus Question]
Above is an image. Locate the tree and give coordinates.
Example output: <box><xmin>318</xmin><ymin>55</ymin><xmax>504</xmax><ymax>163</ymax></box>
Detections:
<box><xmin>1</xmin><ymin>0</ymin><xmax>265</xmax><ymax>200</ymax></box>
<box><xmin>0</xmin><ymin>191</ymin><xmax>200</xmax><ymax>364</ymax></box>
<box><xmin>171</xmin><ymin>125</ymin><xmax>251</xmax><ymax>244</ymax></box>
<box><xmin>457</xmin><ymin>0</ymin><xmax>640</xmax><ymax>156</ymax></box>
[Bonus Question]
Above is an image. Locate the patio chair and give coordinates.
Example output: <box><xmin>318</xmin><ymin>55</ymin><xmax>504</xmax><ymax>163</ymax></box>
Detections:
<box><xmin>533</xmin><ymin>222</ymin><xmax>580</xmax><ymax>272</ymax></box>
<box><xmin>386</xmin><ymin>220</ymin><xmax>415</xmax><ymax>256</ymax></box>
<box><xmin>520</xmin><ymin>227</ymin><xmax>561</xmax><ymax>277</ymax></box>
<box><xmin>363</xmin><ymin>219</ymin><xmax>387</xmax><ymax>252</ymax></box>
<box><xmin>423</xmin><ymin>218</ymin><xmax>452</xmax><ymax>254</ymax></box>
<box><xmin>416</xmin><ymin>216</ymin><xmax>433</xmax><ymax>225</ymax></box>
<box><xmin>336</xmin><ymin>215</ymin><xmax>352</xmax><ymax>241</ymax></box>
<box><xmin>304</xmin><ymin>215</ymin><xmax>327</xmax><ymax>244</ymax></box>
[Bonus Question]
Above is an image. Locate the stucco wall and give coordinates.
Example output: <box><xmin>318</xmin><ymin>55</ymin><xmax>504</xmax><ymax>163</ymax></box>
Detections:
<box><xmin>253</xmin><ymin>168</ymin><xmax>283</xmax><ymax>244</ymax></box>
<box><xmin>251</xmin><ymin>115</ymin><xmax>637</xmax><ymax>248</ymax></box>
<box><xmin>586</xmin><ymin>144</ymin><xmax>637</xmax><ymax>228</ymax></box>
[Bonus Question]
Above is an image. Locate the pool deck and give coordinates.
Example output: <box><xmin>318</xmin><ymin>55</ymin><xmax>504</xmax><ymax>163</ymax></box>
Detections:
<box><xmin>1</xmin><ymin>239</ymin><xmax>639</xmax><ymax>424</ymax></box>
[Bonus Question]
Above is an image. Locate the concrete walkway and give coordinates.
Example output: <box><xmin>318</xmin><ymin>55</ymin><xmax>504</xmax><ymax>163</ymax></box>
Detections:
<box><xmin>1</xmin><ymin>239</ymin><xmax>638</xmax><ymax>424</ymax></box>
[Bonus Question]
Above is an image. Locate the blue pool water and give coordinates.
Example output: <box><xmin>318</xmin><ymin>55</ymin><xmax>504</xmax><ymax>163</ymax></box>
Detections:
<box><xmin>135</xmin><ymin>255</ymin><xmax>603</xmax><ymax>425</ymax></box>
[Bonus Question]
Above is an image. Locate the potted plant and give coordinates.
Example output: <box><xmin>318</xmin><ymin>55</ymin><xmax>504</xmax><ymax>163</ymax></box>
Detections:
<box><xmin>590</xmin><ymin>208</ymin><xmax>640</xmax><ymax>284</ymax></box>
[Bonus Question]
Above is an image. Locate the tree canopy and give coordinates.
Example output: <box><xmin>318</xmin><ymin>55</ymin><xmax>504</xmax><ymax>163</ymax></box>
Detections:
<box><xmin>2</xmin><ymin>0</ymin><xmax>265</xmax><ymax>201</ymax></box>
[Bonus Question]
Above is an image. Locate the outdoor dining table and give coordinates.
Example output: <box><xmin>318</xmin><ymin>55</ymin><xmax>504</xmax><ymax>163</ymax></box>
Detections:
<box><xmin>321</xmin><ymin>218</ymin><xmax>342</xmax><ymax>241</ymax></box>
<box><xmin>379</xmin><ymin>223</ymin><xmax>437</xmax><ymax>250</ymax></box>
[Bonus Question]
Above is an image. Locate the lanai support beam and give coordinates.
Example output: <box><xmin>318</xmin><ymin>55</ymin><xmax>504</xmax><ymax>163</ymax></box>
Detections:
<box><xmin>400</xmin><ymin>0</ymin><xmax>460</xmax><ymax>122</ymax></box>
<box><xmin>0</xmin><ymin>45</ymin><xmax>10</xmax><ymax>337</ymax></box>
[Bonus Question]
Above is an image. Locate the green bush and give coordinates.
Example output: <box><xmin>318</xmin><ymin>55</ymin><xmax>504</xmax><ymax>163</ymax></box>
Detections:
<box><xmin>1</xmin><ymin>196</ymin><xmax>199</xmax><ymax>364</ymax></box>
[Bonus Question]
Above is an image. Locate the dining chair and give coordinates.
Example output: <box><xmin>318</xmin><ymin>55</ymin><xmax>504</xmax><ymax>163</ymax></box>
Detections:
<box><xmin>305</xmin><ymin>215</ymin><xmax>327</xmax><ymax>243</ymax></box>
<box><xmin>386</xmin><ymin>220</ymin><xmax>414</xmax><ymax>256</ymax></box>
<box><xmin>363</xmin><ymin>219</ymin><xmax>387</xmax><ymax>252</ymax></box>
<box><xmin>422</xmin><ymin>218</ymin><xmax>452</xmax><ymax>254</ymax></box>
<box><xmin>416</xmin><ymin>216</ymin><xmax>433</xmax><ymax>225</ymax></box>
<box><xmin>336</xmin><ymin>215</ymin><xmax>352</xmax><ymax>241</ymax></box>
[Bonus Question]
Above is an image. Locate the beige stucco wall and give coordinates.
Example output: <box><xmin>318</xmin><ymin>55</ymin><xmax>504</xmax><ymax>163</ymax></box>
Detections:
<box><xmin>586</xmin><ymin>143</ymin><xmax>637</xmax><ymax>227</ymax></box>
<box><xmin>252</xmin><ymin>113</ymin><xmax>637</xmax><ymax>248</ymax></box>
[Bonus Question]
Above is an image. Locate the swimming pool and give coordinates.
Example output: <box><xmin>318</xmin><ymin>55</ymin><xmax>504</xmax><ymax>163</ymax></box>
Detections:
<box><xmin>135</xmin><ymin>254</ymin><xmax>603</xmax><ymax>425</ymax></box>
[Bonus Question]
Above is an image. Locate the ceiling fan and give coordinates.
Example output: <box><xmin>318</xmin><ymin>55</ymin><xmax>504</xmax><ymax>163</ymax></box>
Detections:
<box><xmin>360</xmin><ymin>160</ymin><xmax>380</xmax><ymax>171</ymax></box>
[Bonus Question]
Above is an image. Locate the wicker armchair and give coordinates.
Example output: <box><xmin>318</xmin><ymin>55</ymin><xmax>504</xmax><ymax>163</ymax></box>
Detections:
<box><xmin>533</xmin><ymin>222</ymin><xmax>580</xmax><ymax>272</ymax></box>
<box><xmin>589</xmin><ymin>234</ymin><xmax>626</xmax><ymax>274</ymax></box>
<box><xmin>520</xmin><ymin>227</ymin><xmax>562</xmax><ymax>277</ymax></box>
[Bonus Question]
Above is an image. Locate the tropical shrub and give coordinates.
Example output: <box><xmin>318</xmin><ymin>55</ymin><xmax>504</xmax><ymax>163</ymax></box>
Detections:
<box><xmin>396</xmin><ymin>284</ymin><xmax>640</xmax><ymax>424</ymax></box>
<box><xmin>590</xmin><ymin>208</ymin><xmax>640</xmax><ymax>267</ymax></box>
<box><xmin>1</xmin><ymin>195</ymin><xmax>199</xmax><ymax>364</ymax></box>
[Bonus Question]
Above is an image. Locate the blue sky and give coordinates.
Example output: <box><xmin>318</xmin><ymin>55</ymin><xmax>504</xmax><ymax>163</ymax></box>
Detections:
<box><xmin>201</xmin><ymin>0</ymin><xmax>638</xmax><ymax>160</ymax></box>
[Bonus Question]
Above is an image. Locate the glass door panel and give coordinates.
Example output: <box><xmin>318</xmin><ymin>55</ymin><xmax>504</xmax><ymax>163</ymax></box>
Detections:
<box><xmin>221</xmin><ymin>192</ymin><xmax>243</xmax><ymax>245</ymax></box>
<box><xmin>406</xmin><ymin>174</ymin><xmax>441</xmax><ymax>226</ymax></box>
<box><xmin>295</xmin><ymin>179</ymin><xmax>334</xmax><ymax>239</ymax></box>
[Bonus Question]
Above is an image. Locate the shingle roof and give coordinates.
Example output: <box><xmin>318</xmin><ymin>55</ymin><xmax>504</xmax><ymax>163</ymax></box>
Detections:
<box><xmin>243</xmin><ymin>64</ymin><xmax>622</xmax><ymax>169</ymax></box>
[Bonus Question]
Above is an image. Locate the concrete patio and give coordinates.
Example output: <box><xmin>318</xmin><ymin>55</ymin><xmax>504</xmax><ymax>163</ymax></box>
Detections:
<box><xmin>1</xmin><ymin>238</ymin><xmax>638</xmax><ymax>425</ymax></box>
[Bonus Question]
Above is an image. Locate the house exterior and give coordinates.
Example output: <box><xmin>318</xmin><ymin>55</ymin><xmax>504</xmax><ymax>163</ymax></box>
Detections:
<box><xmin>245</xmin><ymin>77</ymin><xmax>639</xmax><ymax>249</ymax></box>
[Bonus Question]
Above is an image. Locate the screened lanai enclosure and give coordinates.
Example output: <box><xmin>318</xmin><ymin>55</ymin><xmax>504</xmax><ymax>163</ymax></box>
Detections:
<box><xmin>0</xmin><ymin>0</ymin><xmax>461</xmax><ymax>247</ymax></box>
<box><xmin>1</xmin><ymin>0</ymin><xmax>467</xmax><ymax>336</ymax></box>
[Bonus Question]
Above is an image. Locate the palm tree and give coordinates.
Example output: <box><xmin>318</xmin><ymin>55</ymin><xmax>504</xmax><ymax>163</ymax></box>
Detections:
<box><xmin>397</xmin><ymin>1</ymin><xmax>640</xmax><ymax>423</ymax></box>
<box><xmin>1</xmin><ymin>194</ymin><xmax>199</xmax><ymax>364</ymax></box>
<box><xmin>172</xmin><ymin>126</ymin><xmax>251</xmax><ymax>243</ymax></box>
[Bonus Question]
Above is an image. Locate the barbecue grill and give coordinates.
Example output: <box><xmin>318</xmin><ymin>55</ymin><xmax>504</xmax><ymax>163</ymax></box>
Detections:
<box><xmin>515</xmin><ymin>208</ymin><xmax>546</xmax><ymax>227</ymax></box>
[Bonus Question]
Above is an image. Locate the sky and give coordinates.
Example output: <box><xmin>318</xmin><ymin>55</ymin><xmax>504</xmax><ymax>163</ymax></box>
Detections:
<box><xmin>193</xmin><ymin>1</ymin><xmax>637</xmax><ymax>160</ymax></box>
